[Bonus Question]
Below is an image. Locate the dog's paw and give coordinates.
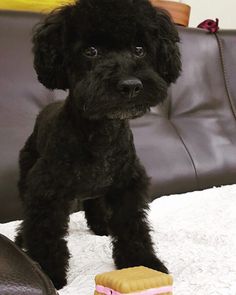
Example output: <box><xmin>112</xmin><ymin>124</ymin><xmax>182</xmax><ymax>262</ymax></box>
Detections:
<box><xmin>89</xmin><ymin>224</ymin><xmax>109</xmax><ymax>236</ymax></box>
<box><xmin>14</xmin><ymin>233</ymin><xmax>23</xmax><ymax>248</ymax></box>
<box><xmin>143</xmin><ymin>257</ymin><xmax>169</xmax><ymax>274</ymax></box>
<box><xmin>51</xmin><ymin>276</ymin><xmax>67</xmax><ymax>290</ymax></box>
<box><xmin>115</xmin><ymin>254</ymin><xmax>169</xmax><ymax>274</ymax></box>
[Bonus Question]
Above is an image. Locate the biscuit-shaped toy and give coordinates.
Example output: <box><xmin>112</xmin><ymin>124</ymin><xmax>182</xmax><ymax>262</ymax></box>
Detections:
<box><xmin>94</xmin><ymin>266</ymin><xmax>173</xmax><ymax>295</ymax></box>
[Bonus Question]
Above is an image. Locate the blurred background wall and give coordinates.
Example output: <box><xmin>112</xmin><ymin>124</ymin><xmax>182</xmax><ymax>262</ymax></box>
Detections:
<box><xmin>1</xmin><ymin>0</ymin><xmax>236</xmax><ymax>29</ymax></box>
<box><xmin>183</xmin><ymin>0</ymin><xmax>236</xmax><ymax>29</ymax></box>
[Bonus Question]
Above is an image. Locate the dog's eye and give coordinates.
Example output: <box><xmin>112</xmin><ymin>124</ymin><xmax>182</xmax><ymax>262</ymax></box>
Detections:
<box><xmin>84</xmin><ymin>47</ymin><xmax>98</xmax><ymax>58</ymax></box>
<box><xmin>134</xmin><ymin>47</ymin><xmax>145</xmax><ymax>58</ymax></box>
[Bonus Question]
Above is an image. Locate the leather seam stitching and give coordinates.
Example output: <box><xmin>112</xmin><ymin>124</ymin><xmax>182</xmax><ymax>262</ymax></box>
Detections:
<box><xmin>168</xmin><ymin>119</ymin><xmax>200</xmax><ymax>189</ymax></box>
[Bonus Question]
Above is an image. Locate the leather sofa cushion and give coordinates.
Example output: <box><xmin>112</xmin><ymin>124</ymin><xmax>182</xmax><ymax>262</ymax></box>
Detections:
<box><xmin>131</xmin><ymin>27</ymin><xmax>236</xmax><ymax>199</ymax></box>
<box><xmin>0</xmin><ymin>234</ymin><xmax>57</xmax><ymax>295</ymax></box>
<box><xmin>0</xmin><ymin>11</ymin><xmax>54</xmax><ymax>222</ymax></box>
<box><xmin>0</xmin><ymin>11</ymin><xmax>236</xmax><ymax>222</ymax></box>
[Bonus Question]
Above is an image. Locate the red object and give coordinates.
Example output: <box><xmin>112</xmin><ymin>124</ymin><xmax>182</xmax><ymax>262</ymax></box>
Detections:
<box><xmin>197</xmin><ymin>18</ymin><xmax>219</xmax><ymax>33</ymax></box>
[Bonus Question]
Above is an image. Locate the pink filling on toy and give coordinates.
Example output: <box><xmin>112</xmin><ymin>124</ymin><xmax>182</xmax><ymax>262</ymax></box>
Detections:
<box><xmin>96</xmin><ymin>284</ymin><xmax>173</xmax><ymax>295</ymax></box>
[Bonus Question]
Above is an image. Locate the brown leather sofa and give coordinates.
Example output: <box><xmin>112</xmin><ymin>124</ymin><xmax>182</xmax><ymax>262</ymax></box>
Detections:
<box><xmin>0</xmin><ymin>10</ymin><xmax>236</xmax><ymax>295</ymax></box>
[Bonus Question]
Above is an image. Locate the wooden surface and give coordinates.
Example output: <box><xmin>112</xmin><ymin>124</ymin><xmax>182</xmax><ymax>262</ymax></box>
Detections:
<box><xmin>150</xmin><ymin>0</ymin><xmax>191</xmax><ymax>27</ymax></box>
<box><xmin>0</xmin><ymin>0</ymin><xmax>191</xmax><ymax>26</ymax></box>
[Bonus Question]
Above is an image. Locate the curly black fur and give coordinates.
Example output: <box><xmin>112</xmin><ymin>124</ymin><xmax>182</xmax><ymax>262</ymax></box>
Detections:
<box><xmin>15</xmin><ymin>0</ymin><xmax>181</xmax><ymax>289</ymax></box>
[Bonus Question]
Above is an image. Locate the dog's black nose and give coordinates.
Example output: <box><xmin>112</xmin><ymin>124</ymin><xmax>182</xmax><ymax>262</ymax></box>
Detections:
<box><xmin>117</xmin><ymin>78</ymin><xmax>143</xmax><ymax>98</ymax></box>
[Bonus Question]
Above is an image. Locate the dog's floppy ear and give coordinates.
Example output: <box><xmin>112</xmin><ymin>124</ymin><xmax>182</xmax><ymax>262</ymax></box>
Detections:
<box><xmin>32</xmin><ymin>6</ymin><xmax>72</xmax><ymax>90</ymax></box>
<box><xmin>154</xmin><ymin>9</ymin><xmax>181</xmax><ymax>84</ymax></box>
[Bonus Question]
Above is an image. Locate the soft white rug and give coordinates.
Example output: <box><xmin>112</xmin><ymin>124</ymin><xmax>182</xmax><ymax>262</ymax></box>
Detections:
<box><xmin>1</xmin><ymin>184</ymin><xmax>236</xmax><ymax>295</ymax></box>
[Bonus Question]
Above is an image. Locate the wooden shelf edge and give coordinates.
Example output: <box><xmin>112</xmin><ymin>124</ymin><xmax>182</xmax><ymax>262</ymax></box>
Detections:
<box><xmin>150</xmin><ymin>0</ymin><xmax>191</xmax><ymax>27</ymax></box>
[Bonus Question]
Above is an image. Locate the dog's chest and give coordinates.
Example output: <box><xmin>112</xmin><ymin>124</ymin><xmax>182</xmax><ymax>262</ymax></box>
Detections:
<box><xmin>72</xmin><ymin>123</ymin><xmax>134</xmax><ymax>196</ymax></box>
<box><xmin>76</xmin><ymin>155</ymin><xmax>113</xmax><ymax>186</ymax></box>
<box><xmin>73</xmin><ymin>147</ymin><xmax>129</xmax><ymax>197</ymax></box>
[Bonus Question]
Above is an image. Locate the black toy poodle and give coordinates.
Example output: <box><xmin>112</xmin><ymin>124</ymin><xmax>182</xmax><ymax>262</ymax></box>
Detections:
<box><xmin>15</xmin><ymin>0</ymin><xmax>181</xmax><ymax>289</ymax></box>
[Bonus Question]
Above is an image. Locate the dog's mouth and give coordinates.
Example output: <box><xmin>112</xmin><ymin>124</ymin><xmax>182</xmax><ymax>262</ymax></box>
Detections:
<box><xmin>83</xmin><ymin>101</ymin><xmax>151</xmax><ymax>120</ymax></box>
<box><xmin>105</xmin><ymin>104</ymin><xmax>150</xmax><ymax>119</ymax></box>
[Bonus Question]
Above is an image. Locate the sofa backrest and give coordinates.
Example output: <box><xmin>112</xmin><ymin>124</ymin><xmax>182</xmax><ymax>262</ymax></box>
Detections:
<box><xmin>131</xmin><ymin>27</ymin><xmax>236</xmax><ymax>198</ymax></box>
<box><xmin>0</xmin><ymin>11</ymin><xmax>236</xmax><ymax>222</ymax></box>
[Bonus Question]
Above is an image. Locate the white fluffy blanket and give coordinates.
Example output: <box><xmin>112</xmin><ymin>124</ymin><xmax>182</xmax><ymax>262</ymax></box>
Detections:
<box><xmin>1</xmin><ymin>184</ymin><xmax>236</xmax><ymax>295</ymax></box>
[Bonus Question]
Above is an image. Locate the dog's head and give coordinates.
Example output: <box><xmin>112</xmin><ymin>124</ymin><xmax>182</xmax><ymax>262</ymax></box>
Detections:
<box><xmin>33</xmin><ymin>0</ymin><xmax>181</xmax><ymax>120</ymax></box>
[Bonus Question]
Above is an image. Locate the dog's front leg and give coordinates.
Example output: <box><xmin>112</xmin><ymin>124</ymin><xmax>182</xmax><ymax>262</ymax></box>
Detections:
<box><xmin>19</xmin><ymin>158</ymin><xmax>71</xmax><ymax>289</ymax></box>
<box><xmin>106</xmin><ymin>166</ymin><xmax>168</xmax><ymax>273</ymax></box>
<box><xmin>83</xmin><ymin>197</ymin><xmax>109</xmax><ymax>236</ymax></box>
